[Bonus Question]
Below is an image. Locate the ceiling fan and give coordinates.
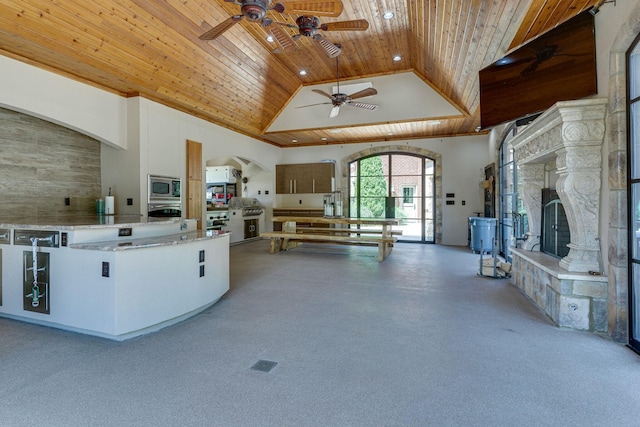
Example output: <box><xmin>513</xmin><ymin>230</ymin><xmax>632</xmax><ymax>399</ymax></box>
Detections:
<box><xmin>297</xmin><ymin>53</ymin><xmax>378</xmax><ymax>118</ymax></box>
<box><xmin>198</xmin><ymin>0</ymin><xmax>343</xmax><ymax>42</ymax></box>
<box><xmin>269</xmin><ymin>16</ymin><xmax>369</xmax><ymax>58</ymax></box>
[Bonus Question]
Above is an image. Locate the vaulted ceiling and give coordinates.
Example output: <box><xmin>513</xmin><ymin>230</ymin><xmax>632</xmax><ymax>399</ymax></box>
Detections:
<box><xmin>0</xmin><ymin>0</ymin><xmax>599</xmax><ymax>147</ymax></box>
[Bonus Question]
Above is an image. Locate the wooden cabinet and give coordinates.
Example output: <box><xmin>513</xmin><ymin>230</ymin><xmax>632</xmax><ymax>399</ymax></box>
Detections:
<box><xmin>186</xmin><ymin>140</ymin><xmax>203</xmax><ymax>230</ymax></box>
<box><xmin>275</xmin><ymin>162</ymin><xmax>334</xmax><ymax>194</ymax></box>
<box><xmin>187</xmin><ymin>140</ymin><xmax>203</xmax><ymax>181</ymax></box>
<box><xmin>311</xmin><ymin>163</ymin><xmax>334</xmax><ymax>193</ymax></box>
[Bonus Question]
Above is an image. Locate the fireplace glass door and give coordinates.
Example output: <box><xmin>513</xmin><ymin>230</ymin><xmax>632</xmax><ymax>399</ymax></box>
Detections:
<box><xmin>541</xmin><ymin>189</ymin><xmax>570</xmax><ymax>259</ymax></box>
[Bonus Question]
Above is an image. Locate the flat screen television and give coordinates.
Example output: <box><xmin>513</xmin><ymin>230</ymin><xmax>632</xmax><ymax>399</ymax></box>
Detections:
<box><xmin>479</xmin><ymin>9</ymin><xmax>597</xmax><ymax>129</ymax></box>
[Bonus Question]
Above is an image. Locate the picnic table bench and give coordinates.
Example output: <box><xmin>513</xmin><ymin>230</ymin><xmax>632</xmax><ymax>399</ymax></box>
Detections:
<box><xmin>261</xmin><ymin>216</ymin><xmax>401</xmax><ymax>262</ymax></box>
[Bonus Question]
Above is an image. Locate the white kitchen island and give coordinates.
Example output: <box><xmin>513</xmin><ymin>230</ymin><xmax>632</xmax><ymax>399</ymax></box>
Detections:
<box><xmin>0</xmin><ymin>216</ymin><xmax>230</xmax><ymax>340</ymax></box>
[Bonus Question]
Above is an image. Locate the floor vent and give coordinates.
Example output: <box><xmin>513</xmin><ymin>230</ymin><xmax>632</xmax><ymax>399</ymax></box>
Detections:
<box><xmin>250</xmin><ymin>359</ymin><xmax>277</xmax><ymax>373</ymax></box>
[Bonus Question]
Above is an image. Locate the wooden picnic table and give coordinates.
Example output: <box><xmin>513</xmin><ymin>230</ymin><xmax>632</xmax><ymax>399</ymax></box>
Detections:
<box><xmin>261</xmin><ymin>216</ymin><xmax>400</xmax><ymax>261</ymax></box>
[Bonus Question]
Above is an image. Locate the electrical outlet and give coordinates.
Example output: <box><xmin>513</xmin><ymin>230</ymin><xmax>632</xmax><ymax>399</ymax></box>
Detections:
<box><xmin>102</xmin><ymin>262</ymin><xmax>110</xmax><ymax>277</ymax></box>
<box><xmin>118</xmin><ymin>228</ymin><xmax>132</xmax><ymax>237</ymax></box>
<box><xmin>265</xmin><ymin>190</ymin><xmax>269</xmax><ymax>195</ymax></box>
<box><xmin>127</xmin><ymin>198</ymin><xmax>133</xmax><ymax>205</ymax></box>
<box><xmin>64</xmin><ymin>197</ymin><xmax>70</xmax><ymax>206</ymax></box>
<box><xmin>258</xmin><ymin>190</ymin><xmax>261</xmax><ymax>195</ymax></box>
<box><xmin>299</xmin><ymin>200</ymin><xmax>302</xmax><ymax>204</ymax></box>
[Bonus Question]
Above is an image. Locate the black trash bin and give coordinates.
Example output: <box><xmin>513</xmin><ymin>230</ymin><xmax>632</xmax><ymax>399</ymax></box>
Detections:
<box><xmin>469</xmin><ymin>217</ymin><xmax>497</xmax><ymax>254</ymax></box>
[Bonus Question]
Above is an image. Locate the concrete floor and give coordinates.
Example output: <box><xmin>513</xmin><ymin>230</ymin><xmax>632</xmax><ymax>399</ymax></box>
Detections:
<box><xmin>1</xmin><ymin>240</ymin><xmax>639</xmax><ymax>426</ymax></box>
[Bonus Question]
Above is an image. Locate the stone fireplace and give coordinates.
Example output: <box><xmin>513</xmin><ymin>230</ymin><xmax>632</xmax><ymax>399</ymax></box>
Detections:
<box><xmin>510</xmin><ymin>98</ymin><xmax>609</xmax><ymax>332</ymax></box>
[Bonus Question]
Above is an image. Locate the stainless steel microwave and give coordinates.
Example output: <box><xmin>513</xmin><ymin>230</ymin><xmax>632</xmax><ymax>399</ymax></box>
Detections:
<box><xmin>148</xmin><ymin>175</ymin><xmax>181</xmax><ymax>201</ymax></box>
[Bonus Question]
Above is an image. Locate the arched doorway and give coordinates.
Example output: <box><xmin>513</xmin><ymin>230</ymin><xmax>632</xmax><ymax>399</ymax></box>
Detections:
<box><xmin>346</xmin><ymin>149</ymin><xmax>439</xmax><ymax>243</ymax></box>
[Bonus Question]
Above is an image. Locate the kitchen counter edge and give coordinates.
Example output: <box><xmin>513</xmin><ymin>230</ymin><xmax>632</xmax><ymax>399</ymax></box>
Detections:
<box><xmin>69</xmin><ymin>230</ymin><xmax>230</xmax><ymax>251</ymax></box>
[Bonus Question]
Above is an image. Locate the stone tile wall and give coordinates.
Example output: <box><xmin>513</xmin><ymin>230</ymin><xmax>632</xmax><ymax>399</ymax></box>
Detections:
<box><xmin>0</xmin><ymin>107</ymin><xmax>101</xmax><ymax>217</ymax></box>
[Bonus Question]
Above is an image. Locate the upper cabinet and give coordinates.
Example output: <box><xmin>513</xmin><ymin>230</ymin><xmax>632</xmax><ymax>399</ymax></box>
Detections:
<box><xmin>275</xmin><ymin>162</ymin><xmax>335</xmax><ymax>194</ymax></box>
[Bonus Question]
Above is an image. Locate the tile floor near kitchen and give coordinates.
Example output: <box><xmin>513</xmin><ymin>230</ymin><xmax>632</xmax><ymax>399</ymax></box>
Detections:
<box><xmin>1</xmin><ymin>240</ymin><xmax>640</xmax><ymax>426</ymax></box>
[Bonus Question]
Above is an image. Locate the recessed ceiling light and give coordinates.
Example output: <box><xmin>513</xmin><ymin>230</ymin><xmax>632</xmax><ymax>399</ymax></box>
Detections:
<box><xmin>321</xmin><ymin>137</ymin><xmax>327</xmax><ymax>141</ymax></box>
<box><xmin>329</xmin><ymin>129</ymin><xmax>342</xmax><ymax>133</ymax></box>
<box><xmin>393</xmin><ymin>55</ymin><xmax>402</xmax><ymax>62</ymax></box>
<box><xmin>383</xmin><ymin>11</ymin><xmax>394</xmax><ymax>19</ymax></box>
<box><xmin>292</xmin><ymin>139</ymin><xmax>298</xmax><ymax>143</ymax></box>
<box><xmin>387</xmin><ymin>132</ymin><xmax>394</xmax><ymax>136</ymax></box>
<box><xmin>427</xmin><ymin>120</ymin><xmax>441</xmax><ymax>125</ymax></box>
<box><xmin>266</xmin><ymin>35</ymin><xmax>274</xmax><ymax>43</ymax></box>
<box><xmin>299</xmin><ymin>70</ymin><xmax>307</xmax><ymax>76</ymax></box>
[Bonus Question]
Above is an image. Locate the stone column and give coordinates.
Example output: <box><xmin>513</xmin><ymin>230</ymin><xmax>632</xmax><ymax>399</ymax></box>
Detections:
<box><xmin>518</xmin><ymin>163</ymin><xmax>545</xmax><ymax>251</ymax></box>
<box><xmin>555</xmin><ymin>117</ymin><xmax>605</xmax><ymax>272</ymax></box>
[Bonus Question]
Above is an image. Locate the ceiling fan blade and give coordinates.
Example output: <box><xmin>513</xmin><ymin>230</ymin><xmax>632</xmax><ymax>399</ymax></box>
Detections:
<box><xmin>269</xmin><ymin>2</ymin><xmax>286</xmax><ymax>13</ymax></box>
<box><xmin>280</xmin><ymin>0</ymin><xmax>344</xmax><ymax>17</ymax></box>
<box><xmin>347</xmin><ymin>101</ymin><xmax>378</xmax><ymax>111</ymax></box>
<box><xmin>295</xmin><ymin>101</ymin><xmax>332</xmax><ymax>108</ymax></box>
<box><xmin>269</xmin><ymin>24</ymin><xmax>297</xmax><ymax>52</ymax></box>
<box><xmin>312</xmin><ymin>35</ymin><xmax>341</xmax><ymax>58</ymax></box>
<box><xmin>329</xmin><ymin>105</ymin><xmax>341</xmax><ymax>118</ymax></box>
<box><xmin>199</xmin><ymin>16</ymin><xmax>243</xmax><ymax>40</ymax></box>
<box><xmin>320</xmin><ymin>19</ymin><xmax>369</xmax><ymax>32</ymax></box>
<box><xmin>312</xmin><ymin>89</ymin><xmax>335</xmax><ymax>100</ymax></box>
<box><xmin>348</xmin><ymin>88</ymin><xmax>377</xmax><ymax>100</ymax></box>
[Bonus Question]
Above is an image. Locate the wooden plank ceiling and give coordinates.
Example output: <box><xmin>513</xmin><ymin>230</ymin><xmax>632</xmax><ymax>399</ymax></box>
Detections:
<box><xmin>0</xmin><ymin>0</ymin><xmax>599</xmax><ymax>147</ymax></box>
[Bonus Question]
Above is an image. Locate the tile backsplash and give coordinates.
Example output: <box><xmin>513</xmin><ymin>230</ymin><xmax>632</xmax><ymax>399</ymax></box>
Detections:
<box><xmin>0</xmin><ymin>107</ymin><xmax>101</xmax><ymax>217</ymax></box>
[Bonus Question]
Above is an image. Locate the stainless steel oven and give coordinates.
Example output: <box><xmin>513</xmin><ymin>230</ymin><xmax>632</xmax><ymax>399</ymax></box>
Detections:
<box><xmin>148</xmin><ymin>203</ymin><xmax>182</xmax><ymax>220</ymax></box>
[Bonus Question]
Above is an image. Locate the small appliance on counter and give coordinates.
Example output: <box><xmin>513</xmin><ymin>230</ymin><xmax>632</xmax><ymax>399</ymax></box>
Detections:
<box><xmin>323</xmin><ymin>190</ymin><xmax>343</xmax><ymax>217</ymax></box>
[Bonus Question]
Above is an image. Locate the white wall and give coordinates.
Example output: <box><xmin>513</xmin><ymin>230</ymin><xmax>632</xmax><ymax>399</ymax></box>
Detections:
<box><xmin>0</xmin><ymin>55</ymin><xmax>127</xmax><ymax>148</ymax></box>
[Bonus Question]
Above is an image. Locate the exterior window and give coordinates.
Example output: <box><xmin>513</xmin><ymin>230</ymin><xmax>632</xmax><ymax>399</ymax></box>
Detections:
<box><xmin>349</xmin><ymin>153</ymin><xmax>435</xmax><ymax>243</ymax></box>
<box><xmin>402</xmin><ymin>187</ymin><xmax>414</xmax><ymax>204</ymax></box>
<box><xmin>627</xmin><ymin>33</ymin><xmax>640</xmax><ymax>353</ymax></box>
<box><xmin>498</xmin><ymin>127</ymin><xmax>526</xmax><ymax>262</ymax></box>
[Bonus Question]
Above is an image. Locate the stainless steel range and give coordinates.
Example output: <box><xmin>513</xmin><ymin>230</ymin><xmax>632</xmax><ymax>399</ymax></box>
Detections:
<box><xmin>206</xmin><ymin>209</ymin><xmax>230</xmax><ymax>231</ymax></box>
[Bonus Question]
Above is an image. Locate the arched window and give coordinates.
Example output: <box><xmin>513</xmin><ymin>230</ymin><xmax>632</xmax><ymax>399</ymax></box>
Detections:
<box><xmin>349</xmin><ymin>153</ymin><xmax>435</xmax><ymax>243</ymax></box>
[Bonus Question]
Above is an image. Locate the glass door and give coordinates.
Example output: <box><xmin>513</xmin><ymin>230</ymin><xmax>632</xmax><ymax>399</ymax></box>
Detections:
<box><xmin>349</xmin><ymin>153</ymin><xmax>435</xmax><ymax>243</ymax></box>
<box><xmin>498</xmin><ymin>126</ymin><xmax>526</xmax><ymax>262</ymax></box>
<box><xmin>628</xmin><ymin>36</ymin><xmax>640</xmax><ymax>353</ymax></box>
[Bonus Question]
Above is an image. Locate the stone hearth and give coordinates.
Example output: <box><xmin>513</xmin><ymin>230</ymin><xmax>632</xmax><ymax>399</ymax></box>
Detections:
<box><xmin>510</xmin><ymin>98</ymin><xmax>608</xmax><ymax>331</ymax></box>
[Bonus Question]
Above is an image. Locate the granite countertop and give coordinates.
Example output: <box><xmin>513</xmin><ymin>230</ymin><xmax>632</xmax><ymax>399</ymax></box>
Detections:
<box><xmin>69</xmin><ymin>229</ymin><xmax>230</xmax><ymax>251</ymax></box>
<box><xmin>0</xmin><ymin>215</ymin><xmax>192</xmax><ymax>230</ymax></box>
